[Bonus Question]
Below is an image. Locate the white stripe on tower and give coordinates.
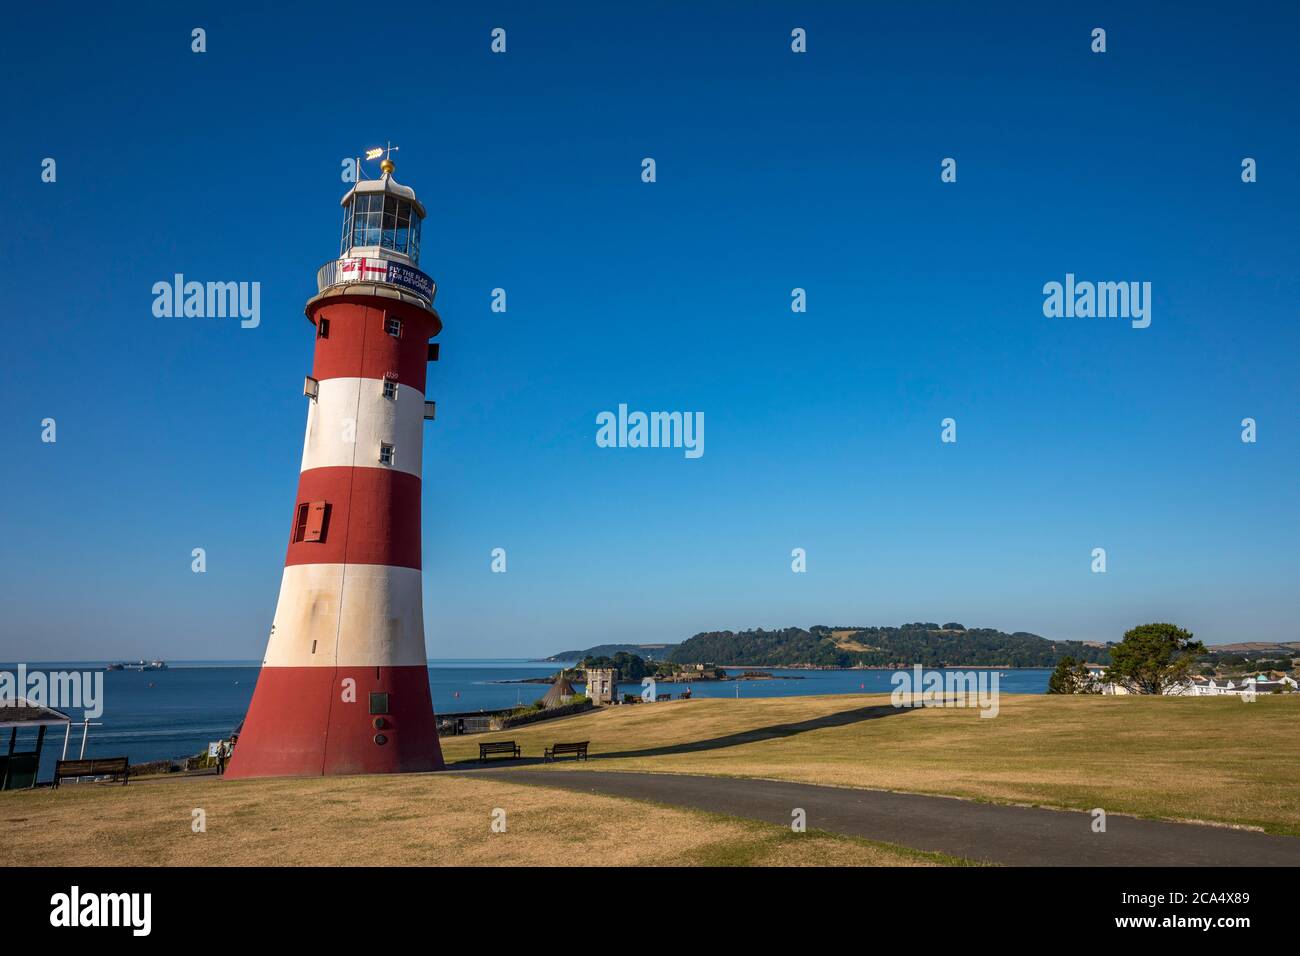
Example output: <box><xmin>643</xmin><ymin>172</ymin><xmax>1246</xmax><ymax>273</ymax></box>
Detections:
<box><xmin>263</xmin><ymin>564</ymin><xmax>426</xmax><ymax>668</ymax></box>
<box><xmin>301</xmin><ymin>377</ymin><xmax>426</xmax><ymax>476</ymax></box>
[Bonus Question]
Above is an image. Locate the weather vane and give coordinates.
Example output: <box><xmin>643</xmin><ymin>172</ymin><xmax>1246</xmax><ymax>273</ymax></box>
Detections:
<box><xmin>361</xmin><ymin>141</ymin><xmax>399</xmax><ymax>176</ymax></box>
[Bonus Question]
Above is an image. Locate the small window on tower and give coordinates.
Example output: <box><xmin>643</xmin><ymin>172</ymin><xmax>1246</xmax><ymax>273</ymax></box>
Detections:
<box><xmin>385</xmin><ymin>316</ymin><xmax>402</xmax><ymax>338</ymax></box>
<box><xmin>369</xmin><ymin>692</ymin><xmax>390</xmax><ymax>715</ymax></box>
<box><xmin>292</xmin><ymin>503</ymin><xmax>310</xmax><ymax>543</ymax></box>
<box><xmin>379</xmin><ymin>442</ymin><xmax>395</xmax><ymax>466</ymax></box>
<box><xmin>318</xmin><ymin>317</ymin><xmax>330</xmax><ymax>338</ymax></box>
<box><xmin>382</xmin><ymin>381</ymin><xmax>398</xmax><ymax>400</ymax></box>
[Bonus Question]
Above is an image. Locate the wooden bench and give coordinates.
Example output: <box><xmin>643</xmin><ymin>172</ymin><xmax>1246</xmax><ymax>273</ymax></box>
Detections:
<box><xmin>53</xmin><ymin>757</ymin><xmax>130</xmax><ymax>787</ymax></box>
<box><xmin>478</xmin><ymin>740</ymin><xmax>521</xmax><ymax>762</ymax></box>
<box><xmin>544</xmin><ymin>741</ymin><xmax>589</xmax><ymax>762</ymax></box>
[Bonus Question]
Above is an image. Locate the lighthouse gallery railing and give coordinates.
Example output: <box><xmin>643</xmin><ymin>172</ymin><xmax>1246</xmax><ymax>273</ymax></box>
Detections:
<box><xmin>316</xmin><ymin>257</ymin><xmax>436</xmax><ymax>305</ymax></box>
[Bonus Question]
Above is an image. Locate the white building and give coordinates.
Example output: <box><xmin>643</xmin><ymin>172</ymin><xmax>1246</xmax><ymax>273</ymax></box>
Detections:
<box><xmin>1084</xmin><ymin>669</ymin><xmax>1296</xmax><ymax>696</ymax></box>
<box><xmin>1181</xmin><ymin>675</ymin><xmax>1296</xmax><ymax>697</ymax></box>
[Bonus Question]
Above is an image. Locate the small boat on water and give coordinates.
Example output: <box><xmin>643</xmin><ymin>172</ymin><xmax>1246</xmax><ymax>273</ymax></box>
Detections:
<box><xmin>107</xmin><ymin>659</ymin><xmax>169</xmax><ymax>671</ymax></box>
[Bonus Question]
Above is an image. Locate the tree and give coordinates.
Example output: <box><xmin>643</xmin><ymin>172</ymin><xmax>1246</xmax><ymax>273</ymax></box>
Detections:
<box><xmin>1047</xmin><ymin>655</ymin><xmax>1097</xmax><ymax>694</ymax></box>
<box><xmin>581</xmin><ymin>651</ymin><xmax>651</xmax><ymax>680</ymax></box>
<box><xmin>1104</xmin><ymin>623</ymin><xmax>1205</xmax><ymax>695</ymax></box>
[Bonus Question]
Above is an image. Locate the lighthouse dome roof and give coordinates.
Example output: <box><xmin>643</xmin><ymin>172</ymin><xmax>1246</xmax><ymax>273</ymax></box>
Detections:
<box><xmin>342</xmin><ymin>172</ymin><xmax>426</xmax><ymax>218</ymax></box>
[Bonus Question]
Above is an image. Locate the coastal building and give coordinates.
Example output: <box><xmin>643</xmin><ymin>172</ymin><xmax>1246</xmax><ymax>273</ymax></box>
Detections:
<box><xmin>539</xmin><ymin>674</ymin><xmax>578</xmax><ymax>708</ymax></box>
<box><xmin>1182</xmin><ymin>675</ymin><xmax>1296</xmax><ymax>697</ymax></box>
<box><xmin>585</xmin><ymin>668</ymin><xmax>618</xmax><ymax>705</ymax></box>
<box><xmin>228</xmin><ymin>151</ymin><xmax>445</xmax><ymax>778</ymax></box>
<box><xmin>1085</xmin><ymin>668</ymin><xmax>1297</xmax><ymax>697</ymax></box>
<box><xmin>670</xmin><ymin>663</ymin><xmax>722</xmax><ymax>681</ymax></box>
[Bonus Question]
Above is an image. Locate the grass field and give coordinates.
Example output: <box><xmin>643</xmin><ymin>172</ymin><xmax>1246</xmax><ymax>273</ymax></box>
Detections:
<box><xmin>0</xmin><ymin>770</ymin><xmax>963</xmax><ymax>867</ymax></box>
<box><xmin>442</xmin><ymin>693</ymin><xmax>1300</xmax><ymax>835</ymax></box>
<box><xmin>5</xmin><ymin>692</ymin><xmax>1296</xmax><ymax>866</ymax></box>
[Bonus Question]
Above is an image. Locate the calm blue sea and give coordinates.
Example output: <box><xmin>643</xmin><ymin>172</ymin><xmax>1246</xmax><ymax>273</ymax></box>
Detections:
<box><xmin>4</xmin><ymin>660</ymin><xmax>1051</xmax><ymax>781</ymax></box>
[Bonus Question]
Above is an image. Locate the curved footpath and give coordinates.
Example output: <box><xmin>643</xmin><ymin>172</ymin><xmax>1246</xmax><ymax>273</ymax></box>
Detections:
<box><xmin>454</xmin><ymin>768</ymin><xmax>1300</xmax><ymax>866</ymax></box>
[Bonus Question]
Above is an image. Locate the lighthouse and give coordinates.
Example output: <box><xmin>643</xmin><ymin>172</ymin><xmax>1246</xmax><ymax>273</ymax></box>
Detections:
<box><xmin>228</xmin><ymin>152</ymin><xmax>444</xmax><ymax>777</ymax></box>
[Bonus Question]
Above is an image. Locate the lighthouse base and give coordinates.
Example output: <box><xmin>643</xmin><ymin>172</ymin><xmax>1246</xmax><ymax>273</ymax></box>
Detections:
<box><xmin>227</xmin><ymin>664</ymin><xmax>444</xmax><ymax>778</ymax></box>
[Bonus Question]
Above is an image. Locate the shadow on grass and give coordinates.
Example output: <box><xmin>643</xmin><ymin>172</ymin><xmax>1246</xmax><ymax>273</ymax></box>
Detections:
<box><xmin>592</xmin><ymin>703</ymin><xmax>911</xmax><ymax>761</ymax></box>
<box><xmin>446</xmin><ymin>703</ymin><xmax>910</xmax><ymax>769</ymax></box>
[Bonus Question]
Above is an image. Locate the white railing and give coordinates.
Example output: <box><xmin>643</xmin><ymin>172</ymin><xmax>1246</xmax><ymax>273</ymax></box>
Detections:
<box><xmin>316</xmin><ymin>257</ymin><xmax>435</xmax><ymax>304</ymax></box>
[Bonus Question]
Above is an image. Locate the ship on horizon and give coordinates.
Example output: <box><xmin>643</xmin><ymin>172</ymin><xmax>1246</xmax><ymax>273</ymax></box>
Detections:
<box><xmin>106</xmin><ymin>660</ymin><xmax>168</xmax><ymax>672</ymax></box>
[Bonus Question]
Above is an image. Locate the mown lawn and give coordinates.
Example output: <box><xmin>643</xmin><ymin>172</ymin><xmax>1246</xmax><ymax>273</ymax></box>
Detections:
<box><xmin>0</xmin><ymin>770</ymin><xmax>964</xmax><ymax>866</ymax></box>
<box><xmin>442</xmin><ymin>693</ymin><xmax>1300</xmax><ymax>835</ymax></box>
<box><xmin>7</xmin><ymin>692</ymin><xmax>1293</xmax><ymax>866</ymax></box>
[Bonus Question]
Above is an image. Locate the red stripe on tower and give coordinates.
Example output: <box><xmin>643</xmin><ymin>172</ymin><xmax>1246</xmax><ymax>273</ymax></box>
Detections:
<box><xmin>228</xmin><ymin>154</ymin><xmax>445</xmax><ymax>779</ymax></box>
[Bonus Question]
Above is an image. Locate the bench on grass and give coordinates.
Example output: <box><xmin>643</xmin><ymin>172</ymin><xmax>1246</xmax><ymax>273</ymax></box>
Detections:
<box><xmin>53</xmin><ymin>757</ymin><xmax>130</xmax><ymax>787</ymax></box>
<box><xmin>544</xmin><ymin>741</ymin><xmax>589</xmax><ymax>762</ymax></box>
<box><xmin>478</xmin><ymin>740</ymin><xmax>521</xmax><ymax>762</ymax></box>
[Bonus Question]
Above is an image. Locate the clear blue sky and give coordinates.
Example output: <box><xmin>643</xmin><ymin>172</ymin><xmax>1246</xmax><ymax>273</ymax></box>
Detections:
<box><xmin>2</xmin><ymin>2</ymin><xmax>1297</xmax><ymax>661</ymax></box>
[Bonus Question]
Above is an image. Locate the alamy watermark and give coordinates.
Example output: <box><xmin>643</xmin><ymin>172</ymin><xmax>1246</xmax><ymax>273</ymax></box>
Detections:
<box><xmin>1</xmin><ymin>664</ymin><xmax>104</xmax><ymax>719</ymax></box>
<box><xmin>890</xmin><ymin>665</ymin><xmax>1000</xmax><ymax>718</ymax></box>
<box><xmin>50</xmin><ymin>886</ymin><xmax>150</xmax><ymax>936</ymax></box>
<box><xmin>152</xmin><ymin>274</ymin><xmax>261</xmax><ymax>328</ymax></box>
<box><xmin>1042</xmin><ymin>273</ymin><xmax>1151</xmax><ymax>329</ymax></box>
<box><xmin>596</xmin><ymin>404</ymin><xmax>704</xmax><ymax>459</ymax></box>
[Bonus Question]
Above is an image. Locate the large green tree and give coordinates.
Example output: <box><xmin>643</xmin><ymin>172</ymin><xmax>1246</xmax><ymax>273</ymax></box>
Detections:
<box><xmin>1104</xmin><ymin>623</ymin><xmax>1205</xmax><ymax>695</ymax></box>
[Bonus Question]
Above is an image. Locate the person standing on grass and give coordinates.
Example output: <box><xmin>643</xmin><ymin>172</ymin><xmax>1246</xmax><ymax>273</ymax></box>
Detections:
<box><xmin>216</xmin><ymin>739</ymin><xmax>228</xmax><ymax>775</ymax></box>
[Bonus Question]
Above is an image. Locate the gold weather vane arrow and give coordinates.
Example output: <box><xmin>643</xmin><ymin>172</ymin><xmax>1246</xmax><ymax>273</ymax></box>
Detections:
<box><xmin>355</xmin><ymin>144</ymin><xmax>399</xmax><ymax>180</ymax></box>
<box><xmin>362</xmin><ymin>142</ymin><xmax>399</xmax><ymax>175</ymax></box>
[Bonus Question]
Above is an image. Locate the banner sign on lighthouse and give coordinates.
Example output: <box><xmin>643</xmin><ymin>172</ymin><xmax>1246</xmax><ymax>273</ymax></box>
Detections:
<box><xmin>335</xmin><ymin>257</ymin><xmax>435</xmax><ymax>301</ymax></box>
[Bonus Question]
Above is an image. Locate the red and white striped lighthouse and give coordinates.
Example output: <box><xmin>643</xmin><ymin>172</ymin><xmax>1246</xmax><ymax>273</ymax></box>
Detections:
<box><xmin>228</xmin><ymin>153</ymin><xmax>444</xmax><ymax>777</ymax></box>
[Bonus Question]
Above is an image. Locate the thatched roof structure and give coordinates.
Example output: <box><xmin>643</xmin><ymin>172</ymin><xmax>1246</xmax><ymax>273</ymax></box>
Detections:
<box><xmin>539</xmin><ymin>673</ymin><xmax>577</xmax><ymax>708</ymax></box>
<box><xmin>0</xmin><ymin>698</ymin><xmax>71</xmax><ymax>728</ymax></box>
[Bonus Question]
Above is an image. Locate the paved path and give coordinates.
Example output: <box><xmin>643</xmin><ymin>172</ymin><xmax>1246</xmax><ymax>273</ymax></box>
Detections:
<box><xmin>454</xmin><ymin>768</ymin><xmax>1300</xmax><ymax>866</ymax></box>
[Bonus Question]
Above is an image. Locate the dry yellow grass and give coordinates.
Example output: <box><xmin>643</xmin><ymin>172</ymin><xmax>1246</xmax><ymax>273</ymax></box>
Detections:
<box><xmin>441</xmin><ymin>693</ymin><xmax>1300</xmax><ymax>835</ymax></box>
<box><xmin>0</xmin><ymin>771</ymin><xmax>957</xmax><ymax>867</ymax></box>
<box><xmin>7</xmin><ymin>693</ymin><xmax>1291</xmax><ymax>866</ymax></box>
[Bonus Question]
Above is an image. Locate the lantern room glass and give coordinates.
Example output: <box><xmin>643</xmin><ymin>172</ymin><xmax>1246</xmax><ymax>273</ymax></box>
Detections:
<box><xmin>341</xmin><ymin>193</ymin><xmax>423</xmax><ymax>264</ymax></box>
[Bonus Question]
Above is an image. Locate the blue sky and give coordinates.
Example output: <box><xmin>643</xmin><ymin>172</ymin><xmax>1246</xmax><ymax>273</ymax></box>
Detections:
<box><xmin>2</xmin><ymin>2</ymin><xmax>1297</xmax><ymax>660</ymax></box>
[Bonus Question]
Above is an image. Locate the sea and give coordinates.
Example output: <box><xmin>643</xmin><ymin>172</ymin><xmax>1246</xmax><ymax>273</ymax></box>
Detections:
<box><xmin>4</xmin><ymin>660</ymin><xmax>1053</xmax><ymax>782</ymax></box>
